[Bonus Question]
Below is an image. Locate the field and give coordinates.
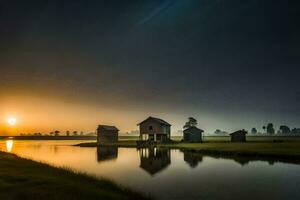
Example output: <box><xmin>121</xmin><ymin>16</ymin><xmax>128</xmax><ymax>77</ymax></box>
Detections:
<box><xmin>77</xmin><ymin>136</ymin><xmax>300</xmax><ymax>161</ymax></box>
<box><xmin>0</xmin><ymin>152</ymin><xmax>149</xmax><ymax>200</ymax></box>
<box><xmin>118</xmin><ymin>135</ymin><xmax>300</xmax><ymax>142</ymax></box>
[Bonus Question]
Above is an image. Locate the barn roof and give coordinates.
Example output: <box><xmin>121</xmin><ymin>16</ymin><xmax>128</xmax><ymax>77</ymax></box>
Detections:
<box><xmin>137</xmin><ymin>116</ymin><xmax>171</xmax><ymax>126</ymax></box>
<box><xmin>183</xmin><ymin>126</ymin><xmax>204</xmax><ymax>133</ymax></box>
<box><xmin>230</xmin><ymin>130</ymin><xmax>247</xmax><ymax>135</ymax></box>
<box><xmin>97</xmin><ymin>125</ymin><xmax>119</xmax><ymax>131</ymax></box>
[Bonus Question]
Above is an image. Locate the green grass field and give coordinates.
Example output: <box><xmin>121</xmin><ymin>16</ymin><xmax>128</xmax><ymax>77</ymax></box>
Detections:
<box><xmin>0</xmin><ymin>152</ymin><xmax>149</xmax><ymax>200</ymax></box>
<box><xmin>77</xmin><ymin>136</ymin><xmax>300</xmax><ymax>160</ymax></box>
<box><xmin>119</xmin><ymin>135</ymin><xmax>300</xmax><ymax>142</ymax></box>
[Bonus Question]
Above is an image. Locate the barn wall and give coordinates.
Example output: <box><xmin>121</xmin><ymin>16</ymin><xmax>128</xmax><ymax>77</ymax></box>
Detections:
<box><xmin>184</xmin><ymin>131</ymin><xmax>202</xmax><ymax>142</ymax></box>
<box><xmin>231</xmin><ymin>134</ymin><xmax>246</xmax><ymax>142</ymax></box>
<box><xmin>97</xmin><ymin>129</ymin><xmax>118</xmax><ymax>143</ymax></box>
<box><xmin>140</xmin><ymin>119</ymin><xmax>165</xmax><ymax>135</ymax></box>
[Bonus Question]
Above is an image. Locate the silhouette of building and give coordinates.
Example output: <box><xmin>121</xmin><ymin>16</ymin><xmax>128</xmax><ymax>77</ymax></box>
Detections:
<box><xmin>183</xmin><ymin>127</ymin><xmax>204</xmax><ymax>142</ymax></box>
<box><xmin>137</xmin><ymin>116</ymin><xmax>171</xmax><ymax>143</ymax></box>
<box><xmin>97</xmin><ymin>146</ymin><xmax>118</xmax><ymax>162</ymax></box>
<box><xmin>139</xmin><ymin>147</ymin><xmax>171</xmax><ymax>175</ymax></box>
<box><xmin>230</xmin><ymin>130</ymin><xmax>247</xmax><ymax>142</ymax></box>
<box><xmin>97</xmin><ymin>125</ymin><xmax>119</xmax><ymax>143</ymax></box>
<box><xmin>182</xmin><ymin>150</ymin><xmax>203</xmax><ymax>168</ymax></box>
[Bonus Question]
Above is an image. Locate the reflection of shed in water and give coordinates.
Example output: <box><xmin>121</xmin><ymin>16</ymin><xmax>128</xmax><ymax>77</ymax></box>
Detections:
<box><xmin>139</xmin><ymin>147</ymin><xmax>171</xmax><ymax>175</ymax></box>
<box><xmin>182</xmin><ymin>150</ymin><xmax>203</xmax><ymax>168</ymax></box>
<box><xmin>97</xmin><ymin>146</ymin><xmax>118</xmax><ymax>162</ymax></box>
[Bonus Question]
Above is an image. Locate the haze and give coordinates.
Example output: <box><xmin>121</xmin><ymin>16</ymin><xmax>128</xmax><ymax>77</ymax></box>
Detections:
<box><xmin>1</xmin><ymin>0</ymin><xmax>299</xmax><ymax>135</ymax></box>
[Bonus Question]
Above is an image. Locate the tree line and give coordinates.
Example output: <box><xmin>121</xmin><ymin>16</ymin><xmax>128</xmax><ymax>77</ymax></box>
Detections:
<box><xmin>213</xmin><ymin>123</ymin><xmax>300</xmax><ymax>135</ymax></box>
<box><xmin>20</xmin><ymin>131</ymin><xmax>85</xmax><ymax>136</ymax></box>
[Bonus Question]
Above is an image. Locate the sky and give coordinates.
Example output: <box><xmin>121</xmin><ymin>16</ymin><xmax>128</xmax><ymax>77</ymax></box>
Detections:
<box><xmin>0</xmin><ymin>0</ymin><xmax>299</xmax><ymax>135</ymax></box>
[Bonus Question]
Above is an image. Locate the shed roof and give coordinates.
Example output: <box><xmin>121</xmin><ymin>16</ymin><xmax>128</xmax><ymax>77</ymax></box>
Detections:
<box><xmin>137</xmin><ymin>116</ymin><xmax>171</xmax><ymax>126</ymax></box>
<box><xmin>97</xmin><ymin>125</ymin><xmax>119</xmax><ymax>131</ymax></box>
<box><xmin>183</xmin><ymin>126</ymin><xmax>204</xmax><ymax>133</ymax></box>
<box><xmin>230</xmin><ymin>130</ymin><xmax>247</xmax><ymax>135</ymax></box>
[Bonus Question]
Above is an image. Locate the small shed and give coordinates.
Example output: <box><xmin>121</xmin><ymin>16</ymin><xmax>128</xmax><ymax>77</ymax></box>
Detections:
<box><xmin>97</xmin><ymin>125</ymin><xmax>119</xmax><ymax>144</ymax></box>
<box><xmin>183</xmin><ymin>127</ymin><xmax>204</xmax><ymax>142</ymax></box>
<box><xmin>230</xmin><ymin>130</ymin><xmax>247</xmax><ymax>142</ymax></box>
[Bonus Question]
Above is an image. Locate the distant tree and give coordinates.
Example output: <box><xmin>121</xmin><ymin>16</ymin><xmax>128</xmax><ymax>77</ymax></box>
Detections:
<box><xmin>291</xmin><ymin>128</ymin><xmax>300</xmax><ymax>134</ymax></box>
<box><xmin>50</xmin><ymin>132</ymin><xmax>54</xmax><ymax>136</ymax></box>
<box><xmin>66</xmin><ymin>131</ymin><xmax>70</xmax><ymax>136</ymax></box>
<box><xmin>80</xmin><ymin>131</ymin><xmax>84</xmax><ymax>136</ymax></box>
<box><xmin>183</xmin><ymin>117</ymin><xmax>198</xmax><ymax>129</ymax></box>
<box><xmin>73</xmin><ymin>131</ymin><xmax>78</xmax><ymax>136</ymax></box>
<box><xmin>214</xmin><ymin>129</ymin><xmax>222</xmax><ymax>134</ymax></box>
<box><xmin>279</xmin><ymin>125</ymin><xmax>291</xmax><ymax>134</ymax></box>
<box><xmin>54</xmin><ymin>130</ymin><xmax>60</xmax><ymax>136</ymax></box>
<box><xmin>251</xmin><ymin>128</ymin><xmax>257</xmax><ymax>134</ymax></box>
<box><xmin>266</xmin><ymin>123</ymin><xmax>275</xmax><ymax>135</ymax></box>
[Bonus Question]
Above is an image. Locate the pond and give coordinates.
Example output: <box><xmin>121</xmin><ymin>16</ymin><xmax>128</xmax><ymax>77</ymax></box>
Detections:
<box><xmin>1</xmin><ymin>140</ymin><xmax>300</xmax><ymax>200</ymax></box>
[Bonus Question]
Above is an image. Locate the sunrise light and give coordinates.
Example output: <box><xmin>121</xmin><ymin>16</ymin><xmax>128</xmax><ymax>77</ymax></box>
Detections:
<box><xmin>7</xmin><ymin>117</ymin><xmax>17</xmax><ymax>126</ymax></box>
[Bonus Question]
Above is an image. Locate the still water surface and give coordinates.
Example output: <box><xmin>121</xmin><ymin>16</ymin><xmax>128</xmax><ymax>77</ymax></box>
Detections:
<box><xmin>1</xmin><ymin>140</ymin><xmax>300</xmax><ymax>200</ymax></box>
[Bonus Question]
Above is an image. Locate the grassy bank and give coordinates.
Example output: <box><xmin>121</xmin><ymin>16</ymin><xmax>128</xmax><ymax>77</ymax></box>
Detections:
<box><xmin>163</xmin><ymin>142</ymin><xmax>300</xmax><ymax>158</ymax></box>
<box><xmin>76</xmin><ymin>140</ymin><xmax>137</xmax><ymax>147</ymax></box>
<box><xmin>0</xmin><ymin>152</ymin><xmax>149</xmax><ymax>200</ymax></box>
<box><xmin>76</xmin><ymin>140</ymin><xmax>300</xmax><ymax>160</ymax></box>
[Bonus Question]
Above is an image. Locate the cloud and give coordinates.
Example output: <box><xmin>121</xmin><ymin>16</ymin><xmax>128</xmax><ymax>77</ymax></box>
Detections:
<box><xmin>137</xmin><ymin>0</ymin><xmax>177</xmax><ymax>26</ymax></box>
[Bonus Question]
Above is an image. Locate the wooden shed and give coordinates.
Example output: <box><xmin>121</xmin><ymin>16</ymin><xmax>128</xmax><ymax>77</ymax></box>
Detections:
<box><xmin>183</xmin><ymin>127</ymin><xmax>204</xmax><ymax>142</ymax></box>
<box><xmin>97</xmin><ymin>125</ymin><xmax>119</xmax><ymax>144</ymax></box>
<box><xmin>230</xmin><ymin>130</ymin><xmax>247</xmax><ymax>142</ymax></box>
<box><xmin>137</xmin><ymin>116</ymin><xmax>171</xmax><ymax>143</ymax></box>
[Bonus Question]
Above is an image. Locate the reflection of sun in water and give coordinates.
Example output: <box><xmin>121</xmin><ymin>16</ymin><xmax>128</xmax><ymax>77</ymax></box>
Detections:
<box><xmin>7</xmin><ymin>117</ymin><xmax>17</xmax><ymax>126</ymax></box>
<box><xmin>6</xmin><ymin>140</ymin><xmax>14</xmax><ymax>152</ymax></box>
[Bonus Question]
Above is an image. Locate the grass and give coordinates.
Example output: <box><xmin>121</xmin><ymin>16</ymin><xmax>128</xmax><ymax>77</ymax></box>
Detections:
<box><xmin>0</xmin><ymin>152</ymin><xmax>150</xmax><ymax>200</ymax></box>
<box><xmin>76</xmin><ymin>138</ymin><xmax>300</xmax><ymax>161</ymax></box>
<box><xmin>162</xmin><ymin>142</ymin><xmax>300</xmax><ymax>157</ymax></box>
<box><xmin>76</xmin><ymin>140</ymin><xmax>137</xmax><ymax>148</ymax></box>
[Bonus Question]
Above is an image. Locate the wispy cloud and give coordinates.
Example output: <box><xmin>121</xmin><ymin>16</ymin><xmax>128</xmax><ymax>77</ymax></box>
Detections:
<box><xmin>137</xmin><ymin>0</ymin><xmax>177</xmax><ymax>26</ymax></box>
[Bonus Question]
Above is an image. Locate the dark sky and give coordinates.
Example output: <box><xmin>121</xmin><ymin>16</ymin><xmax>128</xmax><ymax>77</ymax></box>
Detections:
<box><xmin>0</xmin><ymin>0</ymin><xmax>299</xmax><ymax>133</ymax></box>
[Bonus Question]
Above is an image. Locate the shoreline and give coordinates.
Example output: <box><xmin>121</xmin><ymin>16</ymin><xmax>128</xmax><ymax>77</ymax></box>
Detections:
<box><xmin>0</xmin><ymin>151</ymin><xmax>150</xmax><ymax>200</ymax></box>
<box><xmin>75</xmin><ymin>140</ymin><xmax>300</xmax><ymax>163</ymax></box>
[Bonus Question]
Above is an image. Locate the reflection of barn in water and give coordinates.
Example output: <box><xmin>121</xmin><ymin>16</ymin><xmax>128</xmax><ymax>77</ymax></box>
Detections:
<box><xmin>182</xmin><ymin>150</ymin><xmax>203</xmax><ymax>168</ymax></box>
<box><xmin>97</xmin><ymin>146</ymin><xmax>118</xmax><ymax>162</ymax></box>
<box><xmin>139</xmin><ymin>147</ymin><xmax>171</xmax><ymax>175</ymax></box>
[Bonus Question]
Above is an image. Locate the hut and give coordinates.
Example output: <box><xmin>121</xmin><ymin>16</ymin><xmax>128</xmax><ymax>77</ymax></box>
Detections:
<box><xmin>230</xmin><ymin>130</ymin><xmax>247</xmax><ymax>142</ymax></box>
<box><xmin>183</xmin><ymin>127</ymin><xmax>204</xmax><ymax>142</ymax></box>
<box><xmin>137</xmin><ymin>116</ymin><xmax>171</xmax><ymax>144</ymax></box>
<box><xmin>97</xmin><ymin>125</ymin><xmax>119</xmax><ymax>144</ymax></box>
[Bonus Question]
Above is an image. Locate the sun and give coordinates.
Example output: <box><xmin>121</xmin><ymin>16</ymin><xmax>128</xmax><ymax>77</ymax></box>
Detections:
<box><xmin>7</xmin><ymin>117</ymin><xmax>17</xmax><ymax>126</ymax></box>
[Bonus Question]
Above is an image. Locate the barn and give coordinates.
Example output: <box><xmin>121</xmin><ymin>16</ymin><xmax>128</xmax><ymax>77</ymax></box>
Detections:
<box><xmin>183</xmin><ymin>127</ymin><xmax>204</xmax><ymax>142</ymax></box>
<box><xmin>230</xmin><ymin>130</ymin><xmax>247</xmax><ymax>142</ymax></box>
<box><xmin>138</xmin><ymin>116</ymin><xmax>171</xmax><ymax>143</ymax></box>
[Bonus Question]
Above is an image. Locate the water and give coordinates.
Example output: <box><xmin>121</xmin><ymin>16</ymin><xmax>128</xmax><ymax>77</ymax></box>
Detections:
<box><xmin>1</xmin><ymin>140</ymin><xmax>300</xmax><ymax>200</ymax></box>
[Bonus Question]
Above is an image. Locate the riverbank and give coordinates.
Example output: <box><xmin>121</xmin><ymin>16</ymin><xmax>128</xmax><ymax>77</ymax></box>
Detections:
<box><xmin>75</xmin><ymin>140</ymin><xmax>300</xmax><ymax>160</ymax></box>
<box><xmin>0</xmin><ymin>136</ymin><xmax>97</xmax><ymax>140</ymax></box>
<box><xmin>0</xmin><ymin>151</ymin><xmax>149</xmax><ymax>200</ymax></box>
